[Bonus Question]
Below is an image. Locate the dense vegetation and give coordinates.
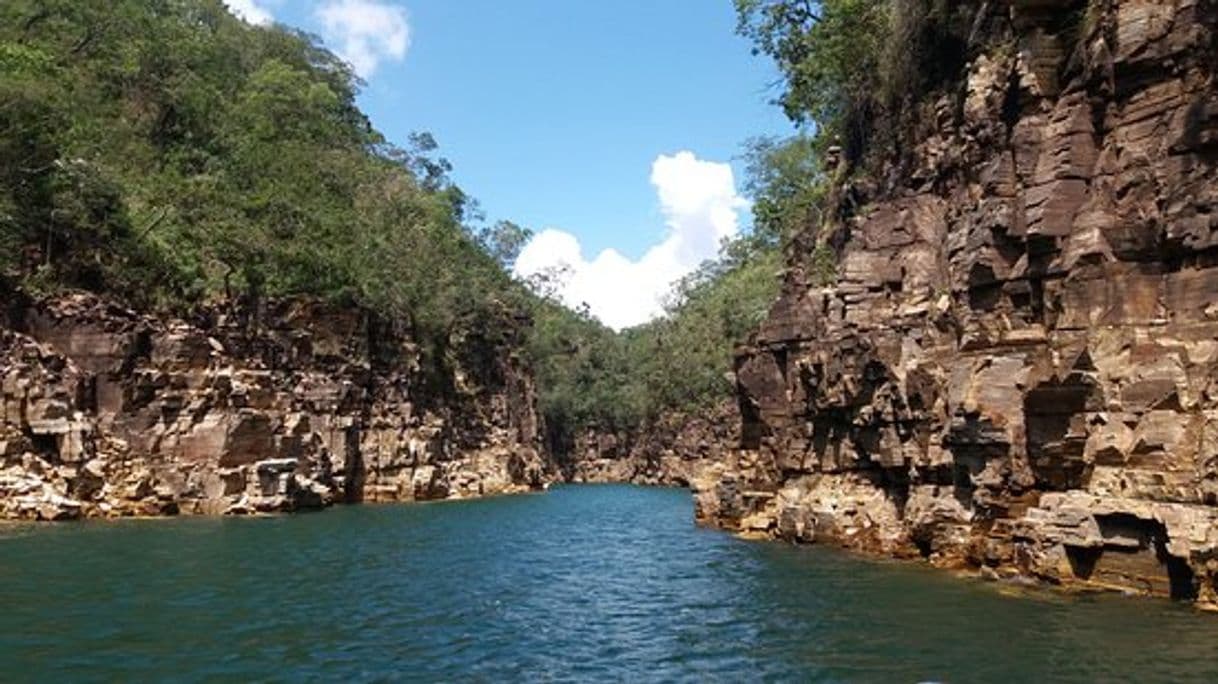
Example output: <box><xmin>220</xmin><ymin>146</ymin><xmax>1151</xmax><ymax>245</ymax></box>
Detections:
<box><xmin>527</xmin><ymin>220</ymin><xmax>783</xmax><ymax>444</ymax></box>
<box><xmin>0</xmin><ymin>0</ymin><xmax>526</xmax><ymax>365</ymax></box>
<box><xmin>736</xmin><ymin>0</ymin><xmax>977</xmax><ymax>167</ymax></box>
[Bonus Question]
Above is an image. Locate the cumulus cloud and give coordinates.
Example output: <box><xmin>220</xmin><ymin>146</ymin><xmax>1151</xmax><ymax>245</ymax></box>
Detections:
<box><xmin>223</xmin><ymin>0</ymin><xmax>274</xmax><ymax>25</ymax></box>
<box><xmin>514</xmin><ymin>152</ymin><xmax>748</xmax><ymax>331</ymax></box>
<box><xmin>317</xmin><ymin>0</ymin><xmax>411</xmax><ymax>78</ymax></box>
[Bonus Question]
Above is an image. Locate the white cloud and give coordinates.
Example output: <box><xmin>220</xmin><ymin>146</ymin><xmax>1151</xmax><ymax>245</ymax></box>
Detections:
<box><xmin>317</xmin><ymin>0</ymin><xmax>411</xmax><ymax>78</ymax></box>
<box><xmin>514</xmin><ymin>152</ymin><xmax>748</xmax><ymax>331</ymax></box>
<box><xmin>223</xmin><ymin>0</ymin><xmax>274</xmax><ymax>25</ymax></box>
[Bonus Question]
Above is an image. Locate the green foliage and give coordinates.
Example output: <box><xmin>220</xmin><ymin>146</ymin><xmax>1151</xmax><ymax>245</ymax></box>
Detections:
<box><xmin>810</xmin><ymin>242</ymin><xmax>836</xmax><ymax>286</ymax></box>
<box><xmin>735</xmin><ymin>0</ymin><xmax>973</xmax><ymax>165</ymax></box>
<box><xmin>525</xmin><ymin>135</ymin><xmax>828</xmax><ymax>444</ymax></box>
<box><xmin>641</xmin><ymin>241</ymin><xmax>781</xmax><ymax>411</ymax></box>
<box><xmin>0</xmin><ymin>42</ymin><xmax>55</xmax><ymax>74</ymax></box>
<box><xmin>0</xmin><ymin>0</ymin><xmax>523</xmax><ymax>352</ymax></box>
<box><xmin>0</xmin><ymin>0</ymin><xmax>804</xmax><ymax>449</ymax></box>
<box><xmin>527</xmin><ymin>301</ymin><xmax>646</xmax><ymax>436</ymax></box>
<box><xmin>527</xmin><ymin>230</ymin><xmax>782</xmax><ymax>444</ymax></box>
<box><xmin>526</xmin><ymin>2</ymin><xmax>916</xmax><ymax>440</ymax></box>
<box><xmin>479</xmin><ymin>220</ymin><xmax>533</xmax><ymax>269</ymax></box>
<box><xmin>741</xmin><ymin>134</ymin><xmax>825</xmax><ymax>246</ymax></box>
<box><xmin>735</xmin><ymin>0</ymin><xmax>889</xmax><ymax>159</ymax></box>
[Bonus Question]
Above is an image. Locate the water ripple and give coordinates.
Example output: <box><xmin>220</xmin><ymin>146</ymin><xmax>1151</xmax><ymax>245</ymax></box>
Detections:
<box><xmin>1</xmin><ymin>485</ymin><xmax>1218</xmax><ymax>682</ymax></box>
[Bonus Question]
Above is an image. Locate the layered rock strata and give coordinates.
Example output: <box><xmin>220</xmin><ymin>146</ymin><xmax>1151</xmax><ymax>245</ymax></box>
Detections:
<box><xmin>561</xmin><ymin>404</ymin><xmax>738</xmax><ymax>487</ymax></box>
<box><xmin>0</xmin><ymin>290</ymin><xmax>549</xmax><ymax>519</ymax></box>
<box><xmin>696</xmin><ymin>0</ymin><xmax>1218</xmax><ymax>607</ymax></box>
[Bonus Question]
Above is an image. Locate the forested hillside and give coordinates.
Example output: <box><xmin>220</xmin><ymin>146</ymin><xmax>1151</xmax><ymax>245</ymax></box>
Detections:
<box><xmin>526</xmin><ymin>199</ymin><xmax>783</xmax><ymax>442</ymax></box>
<box><xmin>0</xmin><ymin>0</ymin><xmax>528</xmax><ymax>353</ymax></box>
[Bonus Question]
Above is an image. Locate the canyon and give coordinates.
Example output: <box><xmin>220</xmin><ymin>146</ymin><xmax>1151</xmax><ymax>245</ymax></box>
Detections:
<box><xmin>5</xmin><ymin>0</ymin><xmax>1218</xmax><ymax>614</ymax></box>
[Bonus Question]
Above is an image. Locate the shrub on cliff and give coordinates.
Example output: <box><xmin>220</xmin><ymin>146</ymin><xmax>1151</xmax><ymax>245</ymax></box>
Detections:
<box><xmin>741</xmin><ymin>134</ymin><xmax>825</xmax><ymax>247</ymax></box>
<box><xmin>735</xmin><ymin>0</ymin><xmax>974</xmax><ymax>167</ymax></box>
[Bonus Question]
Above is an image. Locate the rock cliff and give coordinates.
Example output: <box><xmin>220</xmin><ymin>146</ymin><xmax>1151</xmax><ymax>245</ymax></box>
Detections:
<box><xmin>0</xmin><ymin>286</ymin><xmax>550</xmax><ymax>519</ymax></box>
<box><xmin>696</xmin><ymin>0</ymin><xmax>1218</xmax><ymax>607</ymax></box>
<box><xmin>560</xmin><ymin>404</ymin><xmax>738</xmax><ymax>487</ymax></box>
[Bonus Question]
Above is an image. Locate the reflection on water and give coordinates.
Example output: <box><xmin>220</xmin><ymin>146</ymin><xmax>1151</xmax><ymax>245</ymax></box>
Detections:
<box><xmin>1</xmin><ymin>485</ymin><xmax>1215</xmax><ymax>682</ymax></box>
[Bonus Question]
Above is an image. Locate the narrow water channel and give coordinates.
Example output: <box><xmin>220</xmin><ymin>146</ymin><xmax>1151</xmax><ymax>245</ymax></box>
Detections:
<box><xmin>2</xmin><ymin>484</ymin><xmax>1216</xmax><ymax>682</ymax></box>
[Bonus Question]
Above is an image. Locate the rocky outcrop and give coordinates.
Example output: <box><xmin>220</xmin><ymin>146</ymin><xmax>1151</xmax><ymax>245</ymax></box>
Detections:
<box><xmin>0</xmin><ymin>290</ymin><xmax>550</xmax><ymax>519</ymax></box>
<box><xmin>697</xmin><ymin>0</ymin><xmax>1218</xmax><ymax>607</ymax></box>
<box><xmin>561</xmin><ymin>404</ymin><xmax>738</xmax><ymax>487</ymax></box>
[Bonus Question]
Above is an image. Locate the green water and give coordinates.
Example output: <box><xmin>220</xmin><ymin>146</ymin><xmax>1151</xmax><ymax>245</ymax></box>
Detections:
<box><xmin>1</xmin><ymin>484</ymin><xmax>1216</xmax><ymax>682</ymax></box>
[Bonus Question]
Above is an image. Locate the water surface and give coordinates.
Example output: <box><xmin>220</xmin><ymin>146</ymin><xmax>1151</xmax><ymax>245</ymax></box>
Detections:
<box><xmin>2</xmin><ymin>484</ymin><xmax>1216</xmax><ymax>682</ymax></box>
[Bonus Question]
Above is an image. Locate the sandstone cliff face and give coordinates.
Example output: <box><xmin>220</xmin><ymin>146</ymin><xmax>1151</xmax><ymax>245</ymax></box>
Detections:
<box><xmin>696</xmin><ymin>0</ymin><xmax>1218</xmax><ymax>607</ymax></box>
<box><xmin>561</xmin><ymin>404</ymin><xmax>739</xmax><ymax>487</ymax></box>
<box><xmin>0</xmin><ymin>289</ymin><xmax>550</xmax><ymax>519</ymax></box>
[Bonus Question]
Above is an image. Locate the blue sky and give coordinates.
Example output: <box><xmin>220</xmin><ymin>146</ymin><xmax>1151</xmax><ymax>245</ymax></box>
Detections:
<box><xmin>225</xmin><ymin>0</ymin><xmax>794</xmax><ymax>328</ymax></box>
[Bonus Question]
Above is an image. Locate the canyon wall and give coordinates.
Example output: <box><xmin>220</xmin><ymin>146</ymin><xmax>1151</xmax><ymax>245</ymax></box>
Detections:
<box><xmin>0</xmin><ymin>287</ymin><xmax>550</xmax><ymax>519</ymax></box>
<box><xmin>560</xmin><ymin>404</ymin><xmax>738</xmax><ymax>487</ymax></box>
<box><xmin>696</xmin><ymin>0</ymin><xmax>1218</xmax><ymax>607</ymax></box>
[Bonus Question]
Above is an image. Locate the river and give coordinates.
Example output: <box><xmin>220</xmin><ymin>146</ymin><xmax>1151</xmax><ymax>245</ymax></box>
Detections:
<box><xmin>1</xmin><ymin>484</ymin><xmax>1216</xmax><ymax>682</ymax></box>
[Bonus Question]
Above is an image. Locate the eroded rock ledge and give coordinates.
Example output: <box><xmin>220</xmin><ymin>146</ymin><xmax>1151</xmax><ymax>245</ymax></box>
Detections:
<box><xmin>0</xmin><ymin>289</ymin><xmax>551</xmax><ymax>520</ymax></box>
<box><xmin>558</xmin><ymin>404</ymin><xmax>738</xmax><ymax>488</ymax></box>
<box><xmin>695</xmin><ymin>0</ymin><xmax>1218</xmax><ymax>607</ymax></box>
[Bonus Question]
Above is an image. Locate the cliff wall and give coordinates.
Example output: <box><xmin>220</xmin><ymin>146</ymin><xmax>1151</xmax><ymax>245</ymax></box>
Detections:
<box><xmin>0</xmin><ymin>288</ymin><xmax>550</xmax><ymax>519</ymax></box>
<box><xmin>561</xmin><ymin>404</ymin><xmax>739</xmax><ymax>487</ymax></box>
<box><xmin>696</xmin><ymin>0</ymin><xmax>1218</xmax><ymax>606</ymax></box>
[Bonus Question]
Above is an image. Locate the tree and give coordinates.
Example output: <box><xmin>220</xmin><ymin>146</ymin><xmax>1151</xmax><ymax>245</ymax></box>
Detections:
<box><xmin>736</xmin><ymin>1</ymin><xmax>976</xmax><ymax>167</ymax></box>
<box><xmin>735</xmin><ymin>0</ymin><xmax>889</xmax><ymax>161</ymax></box>
<box><xmin>480</xmin><ymin>220</ymin><xmax>533</xmax><ymax>269</ymax></box>
<box><xmin>741</xmin><ymin>134</ymin><xmax>824</xmax><ymax>247</ymax></box>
